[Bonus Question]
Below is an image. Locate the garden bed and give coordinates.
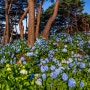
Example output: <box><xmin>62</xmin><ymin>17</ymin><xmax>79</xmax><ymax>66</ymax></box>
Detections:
<box><xmin>0</xmin><ymin>32</ymin><xmax>90</xmax><ymax>90</ymax></box>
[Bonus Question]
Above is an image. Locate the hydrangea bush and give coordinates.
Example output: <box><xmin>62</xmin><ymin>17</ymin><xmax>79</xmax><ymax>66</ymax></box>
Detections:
<box><xmin>0</xmin><ymin>32</ymin><xmax>90</xmax><ymax>90</ymax></box>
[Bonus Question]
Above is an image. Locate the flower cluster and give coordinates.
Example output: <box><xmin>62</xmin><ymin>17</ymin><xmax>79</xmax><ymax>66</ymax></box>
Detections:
<box><xmin>0</xmin><ymin>32</ymin><xmax>90</xmax><ymax>89</ymax></box>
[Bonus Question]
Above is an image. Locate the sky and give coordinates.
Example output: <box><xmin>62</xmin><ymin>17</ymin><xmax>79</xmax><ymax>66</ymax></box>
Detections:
<box><xmin>43</xmin><ymin>0</ymin><xmax>90</xmax><ymax>14</ymax></box>
<box><xmin>83</xmin><ymin>0</ymin><xmax>90</xmax><ymax>14</ymax></box>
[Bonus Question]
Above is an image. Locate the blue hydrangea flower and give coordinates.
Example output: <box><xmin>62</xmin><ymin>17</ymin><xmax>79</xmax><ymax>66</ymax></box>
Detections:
<box><xmin>43</xmin><ymin>65</ymin><xmax>48</xmax><ymax>71</ymax></box>
<box><xmin>26</xmin><ymin>52</ymin><xmax>34</xmax><ymax>56</ymax></box>
<box><xmin>41</xmin><ymin>66</ymin><xmax>45</xmax><ymax>72</ymax></box>
<box><xmin>53</xmin><ymin>58</ymin><xmax>57</xmax><ymax>62</ymax></box>
<box><xmin>23</xmin><ymin>61</ymin><xmax>27</xmax><ymax>64</ymax></box>
<box><xmin>36</xmin><ymin>38</ymin><xmax>42</xmax><ymax>45</ymax></box>
<box><xmin>62</xmin><ymin>48</ymin><xmax>67</xmax><ymax>53</ymax></box>
<box><xmin>88</xmin><ymin>40</ymin><xmax>90</xmax><ymax>44</ymax></box>
<box><xmin>49</xmin><ymin>50</ymin><xmax>54</xmax><ymax>55</ymax></box>
<box><xmin>0</xmin><ymin>60</ymin><xmax>4</xmax><ymax>64</ymax></box>
<box><xmin>72</xmin><ymin>69</ymin><xmax>76</xmax><ymax>73</ymax></box>
<box><xmin>20</xmin><ymin>57</ymin><xmax>25</xmax><ymax>61</ymax></box>
<box><xmin>69</xmin><ymin>62</ymin><xmax>74</xmax><ymax>68</ymax></box>
<box><xmin>41</xmin><ymin>65</ymin><xmax>48</xmax><ymax>72</ymax></box>
<box><xmin>30</xmin><ymin>73</ymin><xmax>34</xmax><ymax>80</ymax></box>
<box><xmin>80</xmin><ymin>81</ymin><xmax>84</xmax><ymax>87</ymax></box>
<box><xmin>62</xmin><ymin>73</ymin><xmax>68</xmax><ymax>81</ymax></box>
<box><xmin>50</xmin><ymin>72</ymin><xmax>57</xmax><ymax>79</ymax></box>
<box><xmin>10</xmin><ymin>60</ymin><xmax>13</xmax><ymax>64</ymax></box>
<box><xmin>11</xmin><ymin>54</ymin><xmax>14</xmax><ymax>58</ymax></box>
<box><xmin>48</xmin><ymin>50</ymin><xmax>54</xmax><ymax>57</ymax></box>
<box><xmin>68</xmin><ymin>78</ymin><xmax>76</xmax><ymax>88</ymax></box>
<box><xmin>80</xmin><ymin>62</ymin><xmax>85</xmax><ymax>68</ymax></box>
<box><xmin>75</xmin><ymin>62</ymin><xmax>78</xmax><ymax>66</ymax></box>
<box><xmin>31</xmin><ymin>46</ymin><xmax>36</xmax><ymax>51</ymax></box>
<box><xmin>55</xmin><ymin>68</ymin><xmax>62</xmax><ymax>75</ymax></box>
<box><xmin>45</xmin><ymin>58</ymin><xmax>49</xmax><ymax>63</ymax></box>
<box><xmin>50</xmin><ymin>65</ymin><xmax>56</xmax><ymax>71</ymax></box>
<box><xmin>41</xmin><ymin>60</ymin><xmax>46</xmax><ymax>64</ymax></box>
<box><xmin>37</xmin><ymin>78</ymin><xmax>42</xmax><ymax>82</ymax></box>
<box><xmin>42</xmin><ymin>74</ymin><xmax>46</xmax><ymax>80</ymax></box>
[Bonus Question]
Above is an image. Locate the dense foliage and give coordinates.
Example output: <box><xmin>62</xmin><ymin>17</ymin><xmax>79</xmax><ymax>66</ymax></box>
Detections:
<box><xmin>0</xmin><ymin>32</ymin><xmax>90</xmax><ymax>90</ymax></box>
<box><xmin>0</xmin><ymin>0</ymin><xmax>90</xmax><ymax>90</ymax></box>
<box><xmin>40</xmin><ymin>0</ymin><xmax>90</xmax><ymax>35</ymax></box>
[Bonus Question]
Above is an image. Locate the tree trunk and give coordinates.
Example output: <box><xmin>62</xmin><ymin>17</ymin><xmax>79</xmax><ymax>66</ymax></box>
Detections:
<box><xmin>35</xmin><ymin>3</ymin><xmax>42</xmax><ymax>38</ymax></box>
<box><xmin>74</xmin><ymin>13</ymin><xmax>78</xmax><ymax>32</ymax></box>
<box><xmin>1</xmin><ymin>29</ymin><xmax>6</xmax><ymax>45</ymax></box>
<box><xmin>28</xmin><ymin>0</ymin><xmax>35</xmax><ymax>46</ymax></box>
<box><xmin>19</xmin><ymin>7</ymin><xmax>29</xmax><ymax>39</ymax></box>
<box><xmin>69</xmin><ymin>22</ymin><xmax>73</xmax><ymax>34</ymax></box>
<box><xmin>82</xmin><ymin>19</ymin><xmax>86</xmax><ymax>32</ymax></box>
<box><xmin>67</xmin><ymin>10</ymin><xmax>70</xmax><ymax>33</ymax></box>
<box><xmin>8</xmin><ymin>0</ymin><xmax>14</xmax><ymax>14</ymax></box>
<box><xmin>10</xmin><ymin>29</ymin><xmax>13</xmax><ymax>43</ymax></box>
<box><xmin>19</xmin><ymin>22</ymin><xmax>24</xmax><ymax>39</ymax></box>
<box><xmin>5</xmin><ymin>0</ymin><xmax>10</xmax><ymax>43</ymax></box>
<box><xmin>41</xmin><ymin>0</ymin><xmax>60</xmax><ymax>40</ymax></box>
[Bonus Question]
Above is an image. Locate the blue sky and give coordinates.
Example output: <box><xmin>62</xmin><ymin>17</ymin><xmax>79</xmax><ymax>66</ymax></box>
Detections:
<box><xmin>43</xmin><ymin>0</ymin><xmax>90</xmax><ymax>14</ymax></box>
<box><xmin>83</xmin><ymin>0</ymin><xmax>90</xmax><ymax>14</ymax></box>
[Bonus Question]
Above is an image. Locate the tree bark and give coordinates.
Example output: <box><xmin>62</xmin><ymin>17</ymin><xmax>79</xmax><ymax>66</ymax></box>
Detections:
<box><xmin>35</xmin><ymin>3</ymin><xmax>42</xmax><ymax>38</ymax></box>
<box><xmin>1</xmin><ymin>29</ymin><xmax>6</xmax><ymax>45</ymax></box>
<box><xmin>5</xmin><ymin>0</ymin><xmax>10</xmax><ymax>43</ymax></box>
<box><xmin>67</xmin><ymin>10</ymin><xmax>70</xmax><ymax>33</ymax></box>
<box><xmin>8</xmin><ymin>0</ymin><xmax>14</xmax><ymax>14</ymax></box>
<box><xmin>19</xmin><ymin>7</ymin><xmax>29</xmax><ymax>39</ymax></box>
<box><xmin>74</xmin><ymin>13</ymin><xmax>78</xmax><ymax>32</ymax></box>
<box><xmin>28</xmin><ymin>0</ymin><xmax>35</xmax><ymax>46</ymax></box>
<box><xmin>41</xmin><ymin>0</ymin><xmax>60</xmax><ymax>40</ymax></box>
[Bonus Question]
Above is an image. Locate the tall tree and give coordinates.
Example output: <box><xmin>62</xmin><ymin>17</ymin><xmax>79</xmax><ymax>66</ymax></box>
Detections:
<box><xmin>42</xmin><ymin>0</ymin><xmax>60</xmax><ymax>40</ymax></box>
<box><xmin>5</xmin><ymin>0</ymin><xmax>10</xmax><ymax>43</ymax></box>
<box><xmin>28</xmin><ymin>0</ymin><xmax>35</xmax><ymax>46</ymax></box>
<box><xmin>0</xmin><ymin>0</ymin><xmax>26</xmax><ymax>44</ymax></box>
<box><xmin>19</xmin><ymin>6</ymin><xmax>29</xmax><ymax>39</ymax></box>
<box><xmin>35</xmin><ymin>3</ymin><xmax>42</xmax><ymax>38</ymax></box>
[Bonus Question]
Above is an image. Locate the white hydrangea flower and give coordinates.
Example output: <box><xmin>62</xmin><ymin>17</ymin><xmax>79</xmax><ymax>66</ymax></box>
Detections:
<box><xmin>74</xmin><ymin>57</ymin><xmax>78</xmax><ymax>61</ymax></box>
<box><xmin>57</xmin><ymin>63</ymin><xmax>61</xmax><ymax>67</ymax></box>
<box><xmin>88</xmin><ymin>69</ymin><xmax>90</xmax><ymax>73</ymax></box>
<box><xmin>59</xmin><ymin>66</ymin><xmax>65</xmax><ymax>70</ymax></box>
<box><xmin>62</xmin><ymin>48</ymin><xmax>67</xmax><ymax>52</ymax></box>
<box><xmin>88</xmin><ymin>40</ymin><xmax>90</xmax><ymax>44</ymax></box>
<box><xmin>73</xmin><ymin>54</ymin><xmax>78</xmax><ymax>57</ymax></box>
<box><xmin>35</xmin><ymin>74</ymin><xmax>41</xmax><ymax>79</ymax></box>
<box><xmin>64</xmin><ymin>45</ymin><xmax>67</xmax><ymax>48</ymax></box>
<box><xmin>35</xmin><ymin>78</ymin><xmax>42</xmax><ymax>86</ymax></box>
<box><xmin>77</xmin><ymin>54</ymin><xmax>82</xmax><ymax>58</ymax></box>
<box><xmin>26</xmin><ymin>52</ymin><xmax>34</xmax><ymax>56</ymax></box>
<box><xmin>61</xmin><ymin>59</ymin><xmax>67</xmax><ymax>64</ymax></box>
<box><xmin>20</xmin><ymin>69</ymin><xmax>27</xmax><ymax>74</ymax></box>
<box><xmin>66</xmin><ymin>61</ymin><xmax>69</xmax><ymax>64</ymax></box>
<box><xmin>71</xmin><ymin>51</ymin><xmax>74</xmax><ymax>55</ymax></box>
<box><xmin>67</xmin><ymin>58</ymin><xmax>73</xmax><ymax>63</ymax></box>
<box><xmin>41</xmin><ymin>60</ymin><xmax>46</xmax><ymax>64</ymax></box>
<box><xmin>78</xmin><ymin>58</ymin><xmax>82</xmax><ymax>61</ymax></box>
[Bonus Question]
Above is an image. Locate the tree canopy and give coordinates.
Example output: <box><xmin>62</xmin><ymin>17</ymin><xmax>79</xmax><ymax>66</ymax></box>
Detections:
<box><xmin>0</xmin><ymin>0</ymin><xmax>90</xmax><ymax>46</ymax></box>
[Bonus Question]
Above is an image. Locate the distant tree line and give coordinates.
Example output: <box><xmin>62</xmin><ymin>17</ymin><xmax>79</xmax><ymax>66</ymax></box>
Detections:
<box><xmin>0</xmin><ymin>0</ymin><xmax>90</xmax><ymax>46</ymax></box>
